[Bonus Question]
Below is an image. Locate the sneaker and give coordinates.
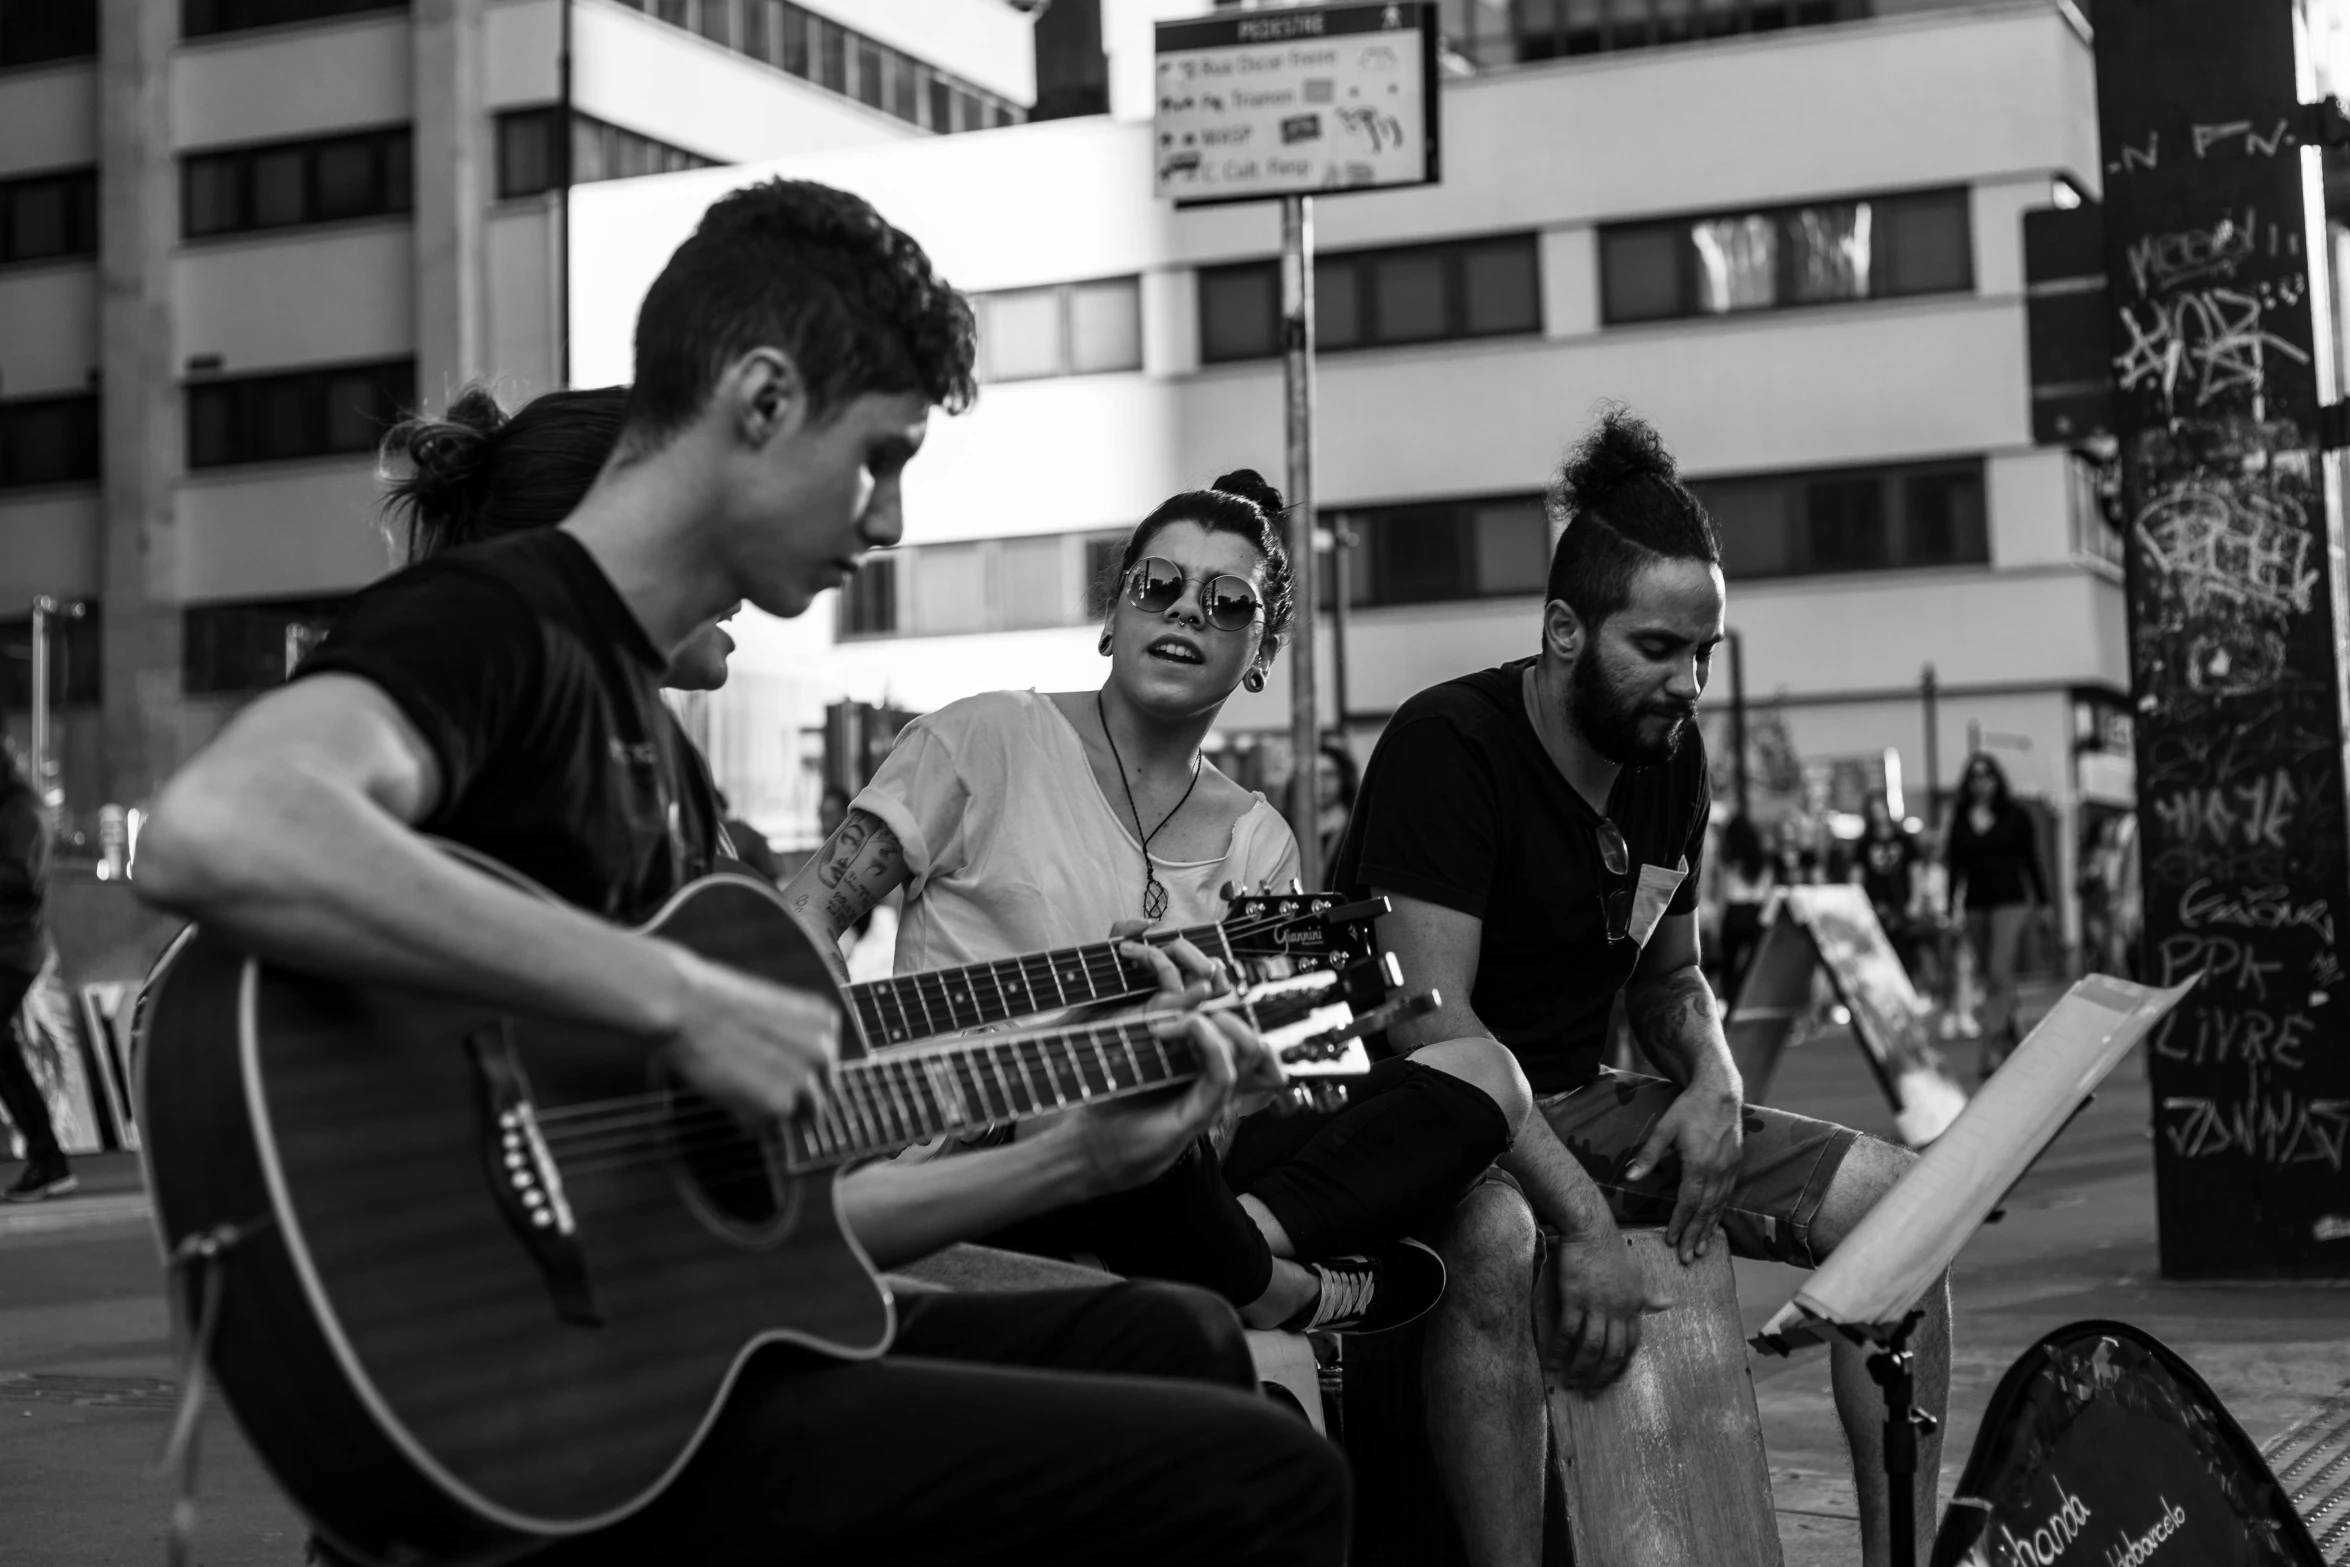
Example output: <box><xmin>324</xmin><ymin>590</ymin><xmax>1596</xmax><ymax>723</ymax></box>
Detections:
<box><xmin>1282</xmin><ymin>1239</ymin><xmax>1446</xmax><ymax>1336</ymax></box>
<box><xmin>3</xmin><ymin>1158</ymin><xmax>76</xmax><ymax>1203</ymax></box>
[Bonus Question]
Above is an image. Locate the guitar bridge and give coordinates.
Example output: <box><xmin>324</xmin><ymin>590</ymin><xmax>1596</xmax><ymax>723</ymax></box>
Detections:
<box><xmin>468</xmin><ymin>1024</ymin><xmax>604</xmax><ymax>1327</ymax></box>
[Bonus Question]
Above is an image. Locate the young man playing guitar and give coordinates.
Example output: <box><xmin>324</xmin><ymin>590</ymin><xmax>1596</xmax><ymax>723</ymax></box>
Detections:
<box><xmin>138</xmin><ymin>179</ymin><xmax>1348</xmax><ymax>1565</ymax></box>
<box><xmin>1335</xmin><ymin>410</ymin><xmax>1949</xmax><ymax>1567</ymax></box>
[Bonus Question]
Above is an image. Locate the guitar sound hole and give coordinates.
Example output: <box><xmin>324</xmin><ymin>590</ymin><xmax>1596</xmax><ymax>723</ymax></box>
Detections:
<box><xmin>670</xmin><ymin>1090</ymin><xmax>779</xmax><ymax>1228</ymax></box>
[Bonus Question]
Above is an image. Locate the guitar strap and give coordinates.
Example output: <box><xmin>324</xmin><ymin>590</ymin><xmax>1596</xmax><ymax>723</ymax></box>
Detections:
<box><xmin>155</xmin><ymin>1214</ymin><xmax>277</xmax><ymax>1567</ymax></box>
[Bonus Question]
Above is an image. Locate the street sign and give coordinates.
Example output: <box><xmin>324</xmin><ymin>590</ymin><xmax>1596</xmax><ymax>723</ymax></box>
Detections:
<box><xmin>1152</xmin><ymin>2</ymin><xmax>1439</xmax><ymax>206</ymax></box>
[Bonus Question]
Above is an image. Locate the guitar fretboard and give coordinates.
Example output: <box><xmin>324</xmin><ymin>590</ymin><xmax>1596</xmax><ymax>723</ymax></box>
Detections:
<box><xmin>780</xmin><ymin>1016</ymin><xmax>1205</xmax><ymax>1171</ymax></box>
<box><xmin>844</xmin><ymin>923</ymin><xmax>1235</xmax><ymax>1044</ymax></box>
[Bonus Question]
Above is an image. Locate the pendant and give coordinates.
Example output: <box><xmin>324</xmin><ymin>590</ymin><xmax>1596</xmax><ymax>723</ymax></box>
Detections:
<box><xmin>1143</xmin><ymin>874</ymin><xmax>1170</xmax><ymax>923</ymax></box>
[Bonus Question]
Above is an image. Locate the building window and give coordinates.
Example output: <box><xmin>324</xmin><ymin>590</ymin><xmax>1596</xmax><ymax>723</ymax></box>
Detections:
<box><xmin>183</xmin><ymin>596</ymin><xmax>346</xmax><ymax>694</ymax></box>
<box><xmin>187</xmin><ymin>359</ymin><xmax>413</xmax><ymax>470</ymax></box>
<box><xmin>493</xmin><ymin>108</ymin><xmax>717</xmax><ymax>199</ymax></box>
<box><xmin>182</xmin><ymin>0</ymin><xmax>406</xmax><ymax>41</ymax></box>
<box><xmin>1437</xmin><ymin>0</ymin><xmax>1867</xmax><ymax>71</ymax></box>
<box><xmin>1692</xmin><ymin>457</ymin><xmax>1988</xmax><ymax>581</ymax></box>
<box><xmin>838</xmin><ymin>531</ymin><xmax>1128</xmax><ymax>640</ymax></box>
<box><xmin>840</xmin><ymin>555</ymin><xmax>897</xmax><ymax>636</ymax></box>
<box><xmin>0</xmin><ymin>394</ymin><xmax>100</xmax><ymax>491</ymax></box>
<box><xmin>2068</xmin><ymin>452</ymin><xmax>2124</xmax><ymax>571</ymax></box>
<box><xmin>0</xmin><ymin>603</ymin><xmax>101</xmax><ymax>708</ymax></box>
<box><xmin>0</xmin><ymin>0</ymin><xmax>98</xmax><ymax>68</ymax></box>
<box><xmin>651</xmin><ymin>1</ymin><xmax>1025</xmax><ymax>136</ymax></box>
<box><xmin>0</xmin><ymin>168</ymin><xmax>98</xmax><ymax>266</ymax></box>
<box><xmin>1327</xmin><ymin>493</ymin><xmax>1550</xmax><ymax>608</ymax></box>
<box><xmin>182</xmin><ymin>127</ymin><xmax>411</xmax><ymax>239</ymax></box>
<box><xmin>974</xmin><ymin>277</ymin><xmax>1143</xmax><ymax>382</ymax></box>
<box><xmin>1601</xmin><ymin>188</ymin><xmax>1972</xmax><ymax>324</ymax></box>
<box><xmin>1200</xmin><ymin>235</ymin><xmax>1541</xmax><ymax>364</ymax></box>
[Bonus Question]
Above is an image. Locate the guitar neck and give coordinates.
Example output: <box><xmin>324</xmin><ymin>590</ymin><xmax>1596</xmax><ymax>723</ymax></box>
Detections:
<box><xmin>778</xmin><ymin>1012</ymin><xmax>1208</xmax><ymax>1171</ymax></box>
<box><xmin>844</xmin><ymin>922</ymin><xmax>1233</xmax><ymax>1045</ymax></box>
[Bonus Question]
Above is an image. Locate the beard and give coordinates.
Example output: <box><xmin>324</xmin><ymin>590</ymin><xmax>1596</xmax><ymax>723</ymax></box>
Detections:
<box><xmin>1567</xmin><ymin>643</ymin><xmax>1694</xmax><ymax>767</ymax></box>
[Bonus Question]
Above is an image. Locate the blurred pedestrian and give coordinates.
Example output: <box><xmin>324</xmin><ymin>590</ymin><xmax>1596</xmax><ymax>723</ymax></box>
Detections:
<box><xmin>0</xmin><ymin>744</ymin><xmax>73</xmax><ymax>1201</ymax></box>
<box><xmin>1853</xmin><ymin>791</ymin><xmax>1922</xmax><ymax>980</ymax></box>
<box><xmin>1946</xmin><ymin>751</ymin><xmax>2050</xmax><ymax>1076</ymax></box>
<box><xmin>819</xmin><ymin>782</ymin><xmax>852</xmax><ymax>841</ymax></box>
<box><xmin>1314</xmin><ymin>740</ymin><xmax>1358</xmax><ymax>877</ymax></box>
<box><xmin>1715</xmin><ymin>813</ymin><xmax>1773</xmax><ymax>998</ymax></box>
<box><xmin>717</xmin><ymin>789</ymin><xmax>783</xmax><ymax>883</ymax></box>
<box><xmin>1769</xmin><ymin>813</ymin><xmax>1821</xmax><ymax>886</ymax></box>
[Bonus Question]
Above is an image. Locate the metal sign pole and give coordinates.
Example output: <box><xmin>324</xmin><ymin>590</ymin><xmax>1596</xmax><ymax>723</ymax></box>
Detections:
<box><xmin>29</xmin><ymin>595</ymin><xmax>52</xmax><ymax>809</ymax></box>
<box><xmin>1282</xmin><ymin>191</ymin><xmax>1320</xmax><ymax>887</ymax></box>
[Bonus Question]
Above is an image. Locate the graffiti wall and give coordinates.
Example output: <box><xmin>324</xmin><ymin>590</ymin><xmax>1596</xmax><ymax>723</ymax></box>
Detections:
<box><xmin>2094</xmin><ymin>1</ymin><xmax>2350</xmax><ymax>1276</ymax></box>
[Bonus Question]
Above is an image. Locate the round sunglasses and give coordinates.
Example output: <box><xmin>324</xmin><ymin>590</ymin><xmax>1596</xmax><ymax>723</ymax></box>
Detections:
<box><xmin>1125</xmin><ymin>556</ymin><xmax>1264</xmax><ymax>633</ymax></box>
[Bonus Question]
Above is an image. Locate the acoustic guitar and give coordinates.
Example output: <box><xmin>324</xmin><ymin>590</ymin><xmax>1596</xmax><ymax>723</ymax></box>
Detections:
<box><xmin>137</xmin><ymin>850</ymin><xmax>1404</xmax><ymax>1567</ymax></box>
<box><xmin>843</xmin><ymin>886</ymin><xmax>1388</xmax><ymax>1046</ymax></box>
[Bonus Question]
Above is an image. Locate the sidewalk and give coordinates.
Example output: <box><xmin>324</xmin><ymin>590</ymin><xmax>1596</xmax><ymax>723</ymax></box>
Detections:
<box><xmin>3</xmin><ymin>981</ymin><xmax>2346</xmax><ymax>1564</ymax></box>
<box><xmin>1748</xmin><ymin>978</ymin><xmax>2350</xmax><ymax>1565</ymax></box>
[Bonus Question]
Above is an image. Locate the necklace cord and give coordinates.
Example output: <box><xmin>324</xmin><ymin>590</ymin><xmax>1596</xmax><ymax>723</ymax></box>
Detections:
<box><xmin>1096</xmin><ymin>689</ymin><xmax>1202</xmax><ymax>920</ymax></box>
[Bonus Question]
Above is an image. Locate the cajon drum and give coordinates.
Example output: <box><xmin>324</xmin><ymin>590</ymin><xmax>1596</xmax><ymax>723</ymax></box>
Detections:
<box><xmin>1542</xmin><ymin>1227</ymin><xmax>1783</xmax><ymax>1566</ymax></box>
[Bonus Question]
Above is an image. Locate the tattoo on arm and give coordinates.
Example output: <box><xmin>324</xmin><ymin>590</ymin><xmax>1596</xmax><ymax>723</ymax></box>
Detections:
<box><xmin>1624</xmin><ymin>964</ymin><xmax>1724</xmax><ymax>1085</ymax></box>
<box><xmin>788</xmin><ymin>809</ymin><xmax>906</xmax><ymax>940</ymax></box>
<box><xmin>817</xmin><ymin>816</ymin><xmax>874</xmax><ymax>888</ymax></box>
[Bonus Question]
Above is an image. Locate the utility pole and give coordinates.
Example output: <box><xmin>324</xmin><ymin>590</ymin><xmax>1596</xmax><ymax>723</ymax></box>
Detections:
<box><xmin>1726</xmin><ymin>628</ymin><xmax>1750</xmax><ymax>821</ymax></box>
<box><xmin>1282</xmin><ymin>192</ymin><xmax>1321</xmax><ymax>888</ymax></box>
<box><xmin>2093</xmin><ymin>0</ymin><xmax>2350</xmax><ymax>1278</ymax></box>
<box><xmin>1920</xmin><ymin>664</ymin><xmax>1939</xmax><ymax>829</ymax></box>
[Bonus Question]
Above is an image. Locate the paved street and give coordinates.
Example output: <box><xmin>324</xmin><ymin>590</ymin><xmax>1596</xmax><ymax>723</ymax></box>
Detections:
<box><xmin>4</xmin><ymin>987</ymin><xmax>2346</xmax><ymax>1564</ymax></box>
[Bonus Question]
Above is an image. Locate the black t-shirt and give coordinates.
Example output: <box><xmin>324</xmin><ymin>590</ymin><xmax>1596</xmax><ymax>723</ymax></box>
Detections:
<box><xmin>1858</xmin><ymin>829</ymin><xmax>1918</xmax><ymax>913</ymax></box>
<box><xmin>1334</xmin><ymin>658</ymin><xmax>1711</xmax><ymax>1094</ymax></box>
<box><xmin>299</xmin><ymin>529</ymin><xmax>725</xmax><ymax>924</ymax></box>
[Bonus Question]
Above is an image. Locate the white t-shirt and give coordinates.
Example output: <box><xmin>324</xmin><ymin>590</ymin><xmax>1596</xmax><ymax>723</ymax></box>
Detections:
<box><xmin>852</xmin><ymin>689</ymin><xmax>1301</xmax><ymax>974</ymax></box>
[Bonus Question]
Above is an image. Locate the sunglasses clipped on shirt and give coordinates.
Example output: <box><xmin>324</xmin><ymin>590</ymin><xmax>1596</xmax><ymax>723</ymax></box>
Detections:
<box><xmin>1594</xmin><ymin>816</ymin><xmax>1634</xmax><ymax>945</ymax></box>
<box><xmin>1125</xmin><ymin>556</ymin><xmax>1264</xmax><ymax>633</ymax></box>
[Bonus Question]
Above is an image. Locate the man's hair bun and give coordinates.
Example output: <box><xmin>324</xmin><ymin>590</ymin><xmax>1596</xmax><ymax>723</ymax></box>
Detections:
<box><xmin>1554</xmin><ymin>405</ymin><xmax>1679</xmax><ymax>517</ymax></box>
<box><xmin>1210</xmin><ymin>467</ymin><xmax>1286</xmax><ymax>521</ymax></box>
<box><xmin>1542</xmin><ymin>403</ymin><xmax>1720</xmax><ymax>635</ymax></box>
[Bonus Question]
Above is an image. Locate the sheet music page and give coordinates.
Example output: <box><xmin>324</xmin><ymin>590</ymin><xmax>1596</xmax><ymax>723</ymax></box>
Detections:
<box><xmin>1759</xmin><ymin>975</ymin><xmax>2197</xmax><ymax>1344</ymax></box>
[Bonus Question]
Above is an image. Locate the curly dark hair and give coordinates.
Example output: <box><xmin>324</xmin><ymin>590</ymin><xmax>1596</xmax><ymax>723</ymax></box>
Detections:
<box><xmin>1108</xmin><ymin>468</ymin><xmax>1297</xmax><ymax>661</ymax></box>
<box><xmin>1545</xmin><ymin>404</ymin><xmax>1719</xmax><ymax>632</ymax></box>
<box><xmin>379</xmin><ymin>385</ymin><xmax>626</xmax><ymax>562</ymax></box>
<box><xmin>621</xmin><ymin>178</ymin><xmax>977</xmax><ymax>456</ymax></box>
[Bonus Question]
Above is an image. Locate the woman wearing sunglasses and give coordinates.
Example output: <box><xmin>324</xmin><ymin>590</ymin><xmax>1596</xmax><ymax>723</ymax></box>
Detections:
<box><xmin>789</xmin><ymin>471</ymin><xmax>1528</xmax><ymax>1335</ymax></box>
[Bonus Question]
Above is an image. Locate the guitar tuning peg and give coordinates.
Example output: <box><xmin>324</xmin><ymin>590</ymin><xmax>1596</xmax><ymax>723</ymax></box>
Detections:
<box><xmin>1312</xmin><ymin>1084</ymin><xmax>1348</xmax><ymax>1113</ymax></box>
<box><xmin>1379</xmin><ymin>951</ymin><xmax>1403</xmax><ymax>989</ymax></box>
<box><xmin>1290</xmin><ymin>877</ymin><xmax>1304</xmax><ymax>894</ymax></box>
<box><xmin>1219</xmin><ymin>880</ymin><xmax>1235</xmax><ymax>904</ymax></box>
<box><xmin>1279</xmin><ymin>1085</ymin><xmax>1315</xmax><ymax>1115</ymax></box>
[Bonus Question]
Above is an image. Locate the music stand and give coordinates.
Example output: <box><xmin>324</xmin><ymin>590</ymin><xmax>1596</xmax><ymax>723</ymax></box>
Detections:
<box><xmin>1750</xmin><ymin>973</ymin><xmax>2198</xmax><ymax>1567</ymax></box>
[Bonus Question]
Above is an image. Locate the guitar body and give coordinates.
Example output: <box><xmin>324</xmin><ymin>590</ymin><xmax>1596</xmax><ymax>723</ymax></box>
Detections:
<box><xmin>138</xmin><ymin>858</ymin><xmax>893</xmax><ymax>1566</ymax></box>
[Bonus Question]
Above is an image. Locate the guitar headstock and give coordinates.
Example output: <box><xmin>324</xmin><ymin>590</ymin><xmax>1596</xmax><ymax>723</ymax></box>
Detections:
<box><xmin>1219</xmin><ymin>882</ymin><xmax>1387</xmax><ymax>972</ymax></box>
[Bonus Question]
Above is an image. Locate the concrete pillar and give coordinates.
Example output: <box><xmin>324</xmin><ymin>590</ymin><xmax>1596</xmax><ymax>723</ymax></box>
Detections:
<box><xmin>413</xmin><ymin>0</ymin><xmax>489</xmax><ymax>413</ymax></box>
<box><xmin>97</xmin><ymin>0</ymin><xmax>181</xmax><ymax>807</ymax></box>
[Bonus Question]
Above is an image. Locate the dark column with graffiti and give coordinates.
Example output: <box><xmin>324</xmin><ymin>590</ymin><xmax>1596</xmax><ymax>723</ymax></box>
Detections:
<box><xmin>2094</xmin><ymin>1</ymin><xmax>2350</xmax><ymax>1277</ymax></box>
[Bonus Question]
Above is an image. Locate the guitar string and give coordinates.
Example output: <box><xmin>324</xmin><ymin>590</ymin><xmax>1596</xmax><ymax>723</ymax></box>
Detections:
<box><xmin>504</xmin><ymin>1017</ymin><xmax>1356</xmax><ymax>1181</ymax></box>
<box><xmin>843</xmin><ymin>907</ymin><xmax>1310</xmax><ymax>1022</ymax></box>
<box><xmin>545</xmin><ymin>1051</ymin><xmax>1202</xmax><ymax>1179</ymax></box>
<box><xmin>522</xmin><ymin>908</ymin><xmax>1315</xmax><ymax>1131</ymax></box>
<box><xmin>537</xmin><ymin>1008</ymin><xmax>1362</xmax><ymax>1179</ymax></box>
<box><xmin>531</xmin><ymin>1024</ymin><xmax>1209</xmax><ymax>1156</ymax></box>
